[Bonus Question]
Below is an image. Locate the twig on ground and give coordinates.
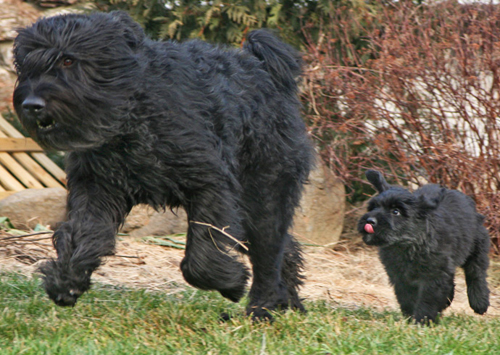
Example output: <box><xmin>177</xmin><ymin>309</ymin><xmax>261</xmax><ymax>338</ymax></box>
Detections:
<box><xmin>190</xmin><ymin>221</ymin><xmax>249</xmax><ymax>251</ymax></box>
<box><xmin>0</xmin><ymin>231</ymin><xmax>53</xmax><ymax>241</ymax></box>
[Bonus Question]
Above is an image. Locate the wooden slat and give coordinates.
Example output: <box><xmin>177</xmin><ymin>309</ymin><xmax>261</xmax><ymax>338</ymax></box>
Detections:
<box><xmin>12</xmin><ymin>153</ymin><xmax>64</xmax><ymax>188</ymax></box>
<box><xmin>0</xmin><ymin>129</ymin><xmax>64</xmax><ymax>188</ymax></box>
<box><xmin>0</xmin><ymin>115</ymin><xmax>66</xmax><ymax>187</ymax></box>
<box><xmin>31</xmin><ymin>153</ymin><xmax>66</xmax><ymax>184</ymax></box>
<box><xmin>0</xmin><ymin>153</ymin><xmax>44</xmax><ymax>188</ymax></box>
<box><xmin>0</xmin><ymin>116</ymin><xmax>24</xmax><ymax>137</ymax></box>
<box><xmin>0</xmin><ymin>137</ymin><xmax>44</xmax><ymax>152</ymax></box>
<box><xmin>0</xmin><ymin>163</ymin><xmax>25</xmax><ymax>191</ymax></box>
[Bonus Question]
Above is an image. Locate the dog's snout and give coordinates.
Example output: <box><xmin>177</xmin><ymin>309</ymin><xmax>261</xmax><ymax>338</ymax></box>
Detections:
<box><xmin>367</xmin><ymin>217</ymin><xmax>377</xmax><ymax>226</ymax></box>
<box><xmin>22</xmin><ymin>95</ymin><xmax>46</xmax><ymax>114</ymax></box>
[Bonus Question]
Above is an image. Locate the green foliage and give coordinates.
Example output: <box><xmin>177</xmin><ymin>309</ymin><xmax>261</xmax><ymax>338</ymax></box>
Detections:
<box><xmin>92</xmin><ymin>0</ymin><xmax>382</xmax><ymax>48</ymax></box>
<box><xmin>1</xmin><ymin>272</ymin><xmax>499</xmax><ymax>354</ymax></box>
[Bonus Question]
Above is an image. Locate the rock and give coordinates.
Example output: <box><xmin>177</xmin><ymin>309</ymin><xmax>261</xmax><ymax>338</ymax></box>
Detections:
<box><xmin>0</xmin><ymin>188</ymin><xmax>189</xmax><ymax>235</ymax></box>
<box><xmin>292</xmin><ymin>162</ymin><xmax>346</xmax><ymax>246</ymax></box>
<box><xmin>0</xmin><ymin>0</ymin><xmax>40</xmax><ymax>42</ymax></box>
<box><xmin>126</xmin><ymin>207</ymin><xmax>188</xmax><ymax>238</ymax></box>
<box><xmin>0</xmin><ymin>162</ymin><xmax>345</xmax><ymax>245</ymax></box>
<box><xmin>0</xmin><ymin>187</ymin><xmax>67</xmax><ymax>229</ymax></box>
<box><xmin>121</xmin><ymin>204</ymin><xmax>152</xmax><ymax>233</ymax></box>
<box><xmin>0</xmin><ymin>0</ymin><xmax>41</xmax><ymax>111</ymax></box>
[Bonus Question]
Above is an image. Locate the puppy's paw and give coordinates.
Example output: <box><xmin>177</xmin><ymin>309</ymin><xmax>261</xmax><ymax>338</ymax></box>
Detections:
<box><xmin>246</xmin><ymin>306</ymin><xmax>275</xmax><ymax>322</ymax></box>
<box><xmin>468</xmin><ymin>284</ymin><xmax>489</xmax><ymax>315</ymax></box>
<box><xmin>471</xmin><ymin>300</ymin><xmax>489</xmax><ymax>315</ymax></box>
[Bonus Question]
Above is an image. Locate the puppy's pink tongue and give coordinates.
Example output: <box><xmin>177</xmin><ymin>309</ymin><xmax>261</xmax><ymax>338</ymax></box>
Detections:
<box><xmin>364</xmin><ymin>224</ymin><xmax>374</xmax><ymax>234</ymax></box>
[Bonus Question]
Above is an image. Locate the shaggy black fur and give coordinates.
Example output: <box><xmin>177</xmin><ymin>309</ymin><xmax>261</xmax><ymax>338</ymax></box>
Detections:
<box><xmin>358</xmin><ymin>170</ymin><xmax>490</xmax><ymax>325</ymax></box>
<box><xmin>12</xmin><ymin>11</ymin><xmax>314</xmax><ymax>319</ymax></box>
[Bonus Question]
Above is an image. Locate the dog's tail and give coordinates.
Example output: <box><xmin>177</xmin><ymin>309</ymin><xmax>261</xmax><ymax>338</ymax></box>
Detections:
<box><xmin>244</xmin><ymin>29</ymin><xmax>302</xmax><ymax>93</ymax></box>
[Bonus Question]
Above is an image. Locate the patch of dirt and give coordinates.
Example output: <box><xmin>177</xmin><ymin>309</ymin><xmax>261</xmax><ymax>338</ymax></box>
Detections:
<box><xmin>1</xmin><ymin>234</ymin><xmax>499</xmax><ymax>318</ymax></box>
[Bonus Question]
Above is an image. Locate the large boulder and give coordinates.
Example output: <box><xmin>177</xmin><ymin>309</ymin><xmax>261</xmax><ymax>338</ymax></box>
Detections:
<box><xmin>121</xmin><ymin>205</ymin><xmax>188</xmax><ymax>237</ymax></box>
<box><xmin>0</xmin><ymin>188</ymin><xmax>188</xmax><ymax>235</ymax></box>
<box><xmin>0</xmin><ymin>187</ymin><xmax>67</xmax><ymax>229</ymax></box>
<box><xmin>292</xmin><ymin>163</ymin><xmax>346</xmax><ymax>246</ymax></box>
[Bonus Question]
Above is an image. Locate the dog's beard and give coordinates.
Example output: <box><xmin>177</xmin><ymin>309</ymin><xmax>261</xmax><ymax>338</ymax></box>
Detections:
<box><xmin>14</xmin><ymin>81</ymin><xmax>128</xmax><ymax>151</ymax></box>
<box><xmin>18</xmin><ymin>107</ymin><xmax>113</xmax><ymax>151</ymax></box>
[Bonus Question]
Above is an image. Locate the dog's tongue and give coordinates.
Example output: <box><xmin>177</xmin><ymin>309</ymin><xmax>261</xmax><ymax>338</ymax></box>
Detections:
<box><xmin>364</xmin><ymin>224</ymin><xmax>374</xmax><ymax>234</ymax></box>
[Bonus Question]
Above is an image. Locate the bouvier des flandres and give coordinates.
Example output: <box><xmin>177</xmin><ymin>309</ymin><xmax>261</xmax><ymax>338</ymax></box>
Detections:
<box><xmin>13</xmin><ymin>11</ymin><xmax>314</xmax><ymax>319</ymax></box>
<box><xmin>358</xmin><ymin>170</ymin><xmax>490</xmax><ymax>324</ymax></box>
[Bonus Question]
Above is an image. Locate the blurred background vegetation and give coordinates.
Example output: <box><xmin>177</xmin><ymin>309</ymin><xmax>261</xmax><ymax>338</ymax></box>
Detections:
<box><xmin>14</xmin><ymin>0</ymin><xmax>500</xmax><ymax>249</ymax></box>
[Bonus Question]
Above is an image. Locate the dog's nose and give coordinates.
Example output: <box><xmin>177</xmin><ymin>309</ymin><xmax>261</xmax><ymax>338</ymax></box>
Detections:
<box><xmin>22</xmin><ymin>95</ymin><xmax>46</xmax><ymax>114</ymax></box>
<box><xmin>367</xmin><ymin>217</ymin><xmax>377</xmax><ymax>226</ymax></box>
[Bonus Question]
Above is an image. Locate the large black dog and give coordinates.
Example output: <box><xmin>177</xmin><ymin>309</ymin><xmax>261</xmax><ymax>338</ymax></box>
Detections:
<box><xmin>358</xmin><ymin>170</ymin><xmax>490</xmax><ymax>324</ymax></box>
<box><xmin>13</xmin><ymin>11</ymin><xmax>314</xmax><ymax>319</ymax></box>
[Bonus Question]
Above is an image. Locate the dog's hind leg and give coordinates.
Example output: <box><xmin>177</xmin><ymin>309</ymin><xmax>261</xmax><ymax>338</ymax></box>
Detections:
<box><xmin>244</xmin><ymin>223</ymin><xmax>290</xmax><ymax>320</ymax></box>
<box><xmin>242</xmin><ymin>181</ymin><xmax>306</xmax><ymax>320</ymax></box>
<box><xmin>280</xmin><ymin>234</ymin><xmax>306</xmax><ymax>312</ymax></box>
<box><xmin>463</xmin><ymin>232</ymin><xmax>490</xmax><ymax>315</ymax></box>
<box><xmin>180</xmin><ymin>187</ymin><xmax>250</xmax><ymax>303</ymax></box>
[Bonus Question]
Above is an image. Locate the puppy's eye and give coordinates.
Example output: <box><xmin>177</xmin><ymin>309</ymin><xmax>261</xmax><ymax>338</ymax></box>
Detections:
<box><xmin>61</xmin><ymin>57</ymin><xmax>74</xmax><ymax>67</ymax></box>
<box><xmin>392</xmin><ymin>209</ymin><xmax>401</xmax><ymax>216</ymax></box>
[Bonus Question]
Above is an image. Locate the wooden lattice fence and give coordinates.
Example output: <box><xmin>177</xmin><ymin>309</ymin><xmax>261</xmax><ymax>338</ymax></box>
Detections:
<box><xmin>0</xmin><ymin>114</ymin><xmax>65</xmax><ymax>199</ymax></box>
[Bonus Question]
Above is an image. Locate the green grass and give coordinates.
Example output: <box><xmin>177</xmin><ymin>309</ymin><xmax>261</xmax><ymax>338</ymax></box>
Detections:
<box><xmin>0</xmin><ymin>273</ymin><xmax>499</xmax><ymax>354</ymax></box>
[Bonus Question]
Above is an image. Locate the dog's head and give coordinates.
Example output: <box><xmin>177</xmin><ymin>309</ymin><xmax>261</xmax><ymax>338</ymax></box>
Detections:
<box><xmin>358</xmin><ymin>170</ymin><xmax>437</xmax><ymax>247</ymax></box>
<box><xmin>12</xmin><ymin>11</ymin><xmax>145</xmax><ymax>151</ymax></box>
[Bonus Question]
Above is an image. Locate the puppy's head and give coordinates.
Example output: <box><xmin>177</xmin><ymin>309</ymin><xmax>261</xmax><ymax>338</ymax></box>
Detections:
<box><xmin>358</xmin><ymin>170</ymin><xmax>421</xmax><ymax>246</ymax></box>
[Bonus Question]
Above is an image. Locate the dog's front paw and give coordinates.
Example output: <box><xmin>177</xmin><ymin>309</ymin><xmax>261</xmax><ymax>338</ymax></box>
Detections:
<box><xmin>38</xmin><ymin>259</ymin><xmax>91</xmax><ymax>307</ymax></box>
<box><xmin>49</xmin><ymin>289</ymin><xmax>84</xmax><ymax>307</ymax></box>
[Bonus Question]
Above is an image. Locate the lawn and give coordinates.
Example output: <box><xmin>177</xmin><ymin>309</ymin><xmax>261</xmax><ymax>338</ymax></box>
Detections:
<box><xmin>0</xmin><ymin>272</ymin><xmax>498</xmax><ymax>355</ymax></box>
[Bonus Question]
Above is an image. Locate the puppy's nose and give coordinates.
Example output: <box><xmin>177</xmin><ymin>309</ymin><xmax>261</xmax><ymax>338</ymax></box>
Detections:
<box><xmin>22</xmin><ymin>95</ymin><xmax>46</xmax><ymax>114</ymax></box>
<box><xmin>367</xmin><ymin>217</ymin><xmax>377</xmax><ymax>226</ymax></box>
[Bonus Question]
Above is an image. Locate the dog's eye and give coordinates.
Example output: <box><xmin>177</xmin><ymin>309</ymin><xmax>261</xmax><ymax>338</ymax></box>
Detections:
<box><xmin>392</xmin><ymin>209</ymin><xmax>401</xmax><ymax>216</ymax></box>
<box><xmin>61</xmin><ymin>57</ymin><xmax>74</xmax><ymax>67</ymax></box>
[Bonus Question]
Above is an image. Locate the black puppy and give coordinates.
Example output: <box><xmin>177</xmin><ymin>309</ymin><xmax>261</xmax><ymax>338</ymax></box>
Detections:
<box><xmin>358</xmin><ymin>170</ymin><xmax>490</xmax><ymax>324</ymax></box>
<box><xmin>13</xmin><ymin>11</ymin><xmax>314</xmax><ymax>319</ymax></box>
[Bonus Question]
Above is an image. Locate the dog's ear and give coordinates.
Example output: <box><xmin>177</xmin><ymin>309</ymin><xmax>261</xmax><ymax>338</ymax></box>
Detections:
<box><xmin>366</xmin><ymin>170</ymin><xmax>391</xmax><ymax>193</ymax></box>
<box><xmin>109</xmin><ymin>11</ymin><xmax>145</xmax><ymax>50</ymax></box>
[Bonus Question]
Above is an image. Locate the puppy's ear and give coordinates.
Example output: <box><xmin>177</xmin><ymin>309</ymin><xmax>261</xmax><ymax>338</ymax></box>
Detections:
<box><xmin>416</xmin><ymin>188</ymin><xmax>445</xmax><ymax>217</ymax></box>
<box><xmin>109</xmin><ymin>11</ymin><xmax>145</xmax><ymax>49</ymax></box>
<box><xmin>366</xmin><ymin>170</ymin><xmax>391</xmax><ymax>193</ymax></box>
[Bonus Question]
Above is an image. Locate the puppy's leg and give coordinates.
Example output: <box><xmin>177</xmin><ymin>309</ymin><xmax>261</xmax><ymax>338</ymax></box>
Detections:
<box><xmin>463</xmin><ymin>233</ymin><xmax>490</xmax><ymax>315</ymax></box>
<box><xmin>446</xmin><ymin>281</ymin><xmax>455</xmax><ymax>307</ymax></box>
<box><xmin>39</xmin><ymin>181</ymin><xmax>129</xmax><ymax>306</ymax></box>
<box><xmin>393</xmin><ymin>281</ymin><xmax>418</xmax><ymax>319</ymax></box>
<box><xmin>180</xmin><ymin>187</ymin><xmax>250</xmax><ymax>303</ymax></box>
<box><xmin>413</xmin><ymin>276</ymin><xmax>454</xmax><ymax>325</ymax></box>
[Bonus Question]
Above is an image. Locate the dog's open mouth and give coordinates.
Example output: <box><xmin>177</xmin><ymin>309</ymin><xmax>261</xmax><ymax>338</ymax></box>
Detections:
<box><xmin>36</xmin><ymin>117</ymin><xmax>56</xmax><ymax>130</ymax></box>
